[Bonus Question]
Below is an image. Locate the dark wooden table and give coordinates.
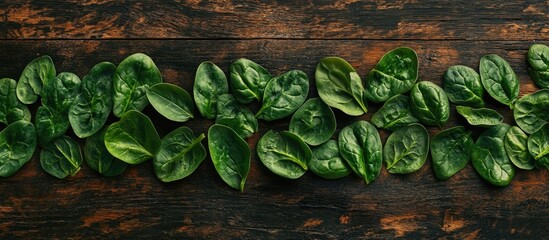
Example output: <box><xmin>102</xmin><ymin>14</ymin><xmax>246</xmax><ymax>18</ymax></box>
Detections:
<box><xmin>1</xmin><ymin>1</ymin><xmax>548</xmax><ymax>239</ymax></box>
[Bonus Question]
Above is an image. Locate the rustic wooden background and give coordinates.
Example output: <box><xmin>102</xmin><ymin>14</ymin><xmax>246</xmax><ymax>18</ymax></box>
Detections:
<box><xmin>0</xmin><ymin>1</ymin><xmax>548</xmax><ymax>239</ymax></box>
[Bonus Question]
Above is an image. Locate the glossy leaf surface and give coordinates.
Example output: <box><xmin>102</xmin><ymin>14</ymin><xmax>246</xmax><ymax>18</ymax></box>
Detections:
<box><xmin>104</xmin><ymin>110</ymin><xmax>161</xmax><ymax>164</ymax></box>
<box><xmin>371</xmin><ymin>94</ymin><xmax>417</xmax><ymax>131</ymax></box>
<box><xmin>338</xmin><ymin>121</ymin><xmax>382</xmax><ymax>183</ymax></box>
<box><xmin>384</xmin><ymin>123</ymin><xmax>429</xmax><ymax>174</ymax></box>
<box><xmin>430</xmin><ymin>126</ymin><xmax>473</xmax><ymax>180</ymax></box>
<box><xmin>194</xmin><ymin>61</ymin><xmax>229</xmax><ymax>119</ymax></box>
<box><xmin>479</xmin><ymin>54</ymin><xmax>519</xmax><ymax>106</ymax></box>
<box><xmin>256</xmin><ymin>70</ymin><xmax>309</xmax><ymax>121</ymax></box>
<box><xmin>443</xmin><ymin>65</ymin><xmax>484</xmax><ymax>107</ymax></box>
<box><xmin>113</xmin><ymin>53</ymin><xmax>162</xmax><ymax>117</ymax></box>
<box><xmin>208</xmin><ymin>124</ymin><xmax>250</xmax><ymax>191</ymax></box>
<box><xmin>289</xmin><ymin>98</ymin><xmax>336</xmax><ymax>146</ymax></box>
<box><xmin>315</xmin><ymin>57</ymin><xmax>368</xmax><ymax>116</ymax></box>
<box><xmin>364</xmin><ymin>47</ymin><xmax>418</xmax><ymax>103</ymax></box>
<box><xmin>154</xmin><ymin>127</ymin><xmax>206</xmax><ymax>182</ymax></box>
<box><xmin>257</xmin><ymin>130</ymin><xmax>311</xmax><ymax>179</ymax></box>
<box><xmin>309</xmin><ymin>140</ymin><xmax>351</xmax><ymax>179</ymax></box>
<box><xmin>69</xmin><ymin>62</ymin><xmax>115</xmax><ymax>138</ymax></box>
<box><xmin>0</xmin><ymin>121</ymin><xmax>36</xmax><ymax>177</ymax></box>
<box><xmin>147</xmin><ymin>83</ymin><xmax>194</xmax><ymax>122</ymax></box>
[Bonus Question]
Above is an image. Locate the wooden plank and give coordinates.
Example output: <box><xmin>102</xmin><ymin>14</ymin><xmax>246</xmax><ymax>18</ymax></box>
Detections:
<box><xmin>0</xmin><ymin>1</ymin><xmax>548</xmax><ymax>40</ymax></box>
<box><xmin>0</xmin><ymin>40</ymin><xmax>548</xmax><ymax>239</ymax></box>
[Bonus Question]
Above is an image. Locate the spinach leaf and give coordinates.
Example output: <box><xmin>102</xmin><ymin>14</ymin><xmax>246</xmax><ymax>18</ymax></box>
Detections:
<box><xmin>471</xmin><ymin>123</ymin><xmax>515</xmax><ymax>186</ymax></box>
<box><xmin>338</xmin><ymin>120</ymin><xmax>382</xmax><ymax>183</ymax></box>
<box><xmin>16</xmin><ymin>55</ymin><xmax>56</xmax><ymax>104</ymax></box>
<box><xmin>146</xmin><ymin>83</ymin><xmax>194</xmax><ymax>122</ymax></box>
<box><xmin>289</xmin><ymin>98</ymin><xmax>336</xmax><ymax>146</ymax></box>
<box><xmin>113</xmin><ymin>53</ymin><xmax>162</xmax><ymax>117</ymax></box>
<box><xmin>456</xmin><ymin>106</ymin><xmax>503</xmax><ymax>127</ymax></box>
<box><xmin>384</xmin><ymin>123</ymin><xmax>429</xmax><ymax>174</ymax></box>
<box><xmin>527</xmin><ymin>44</ymin><xmax>549</xmax><ymax>89</ymax></box>
<box><xmin>371</xmin><ymin>94</ymin><xmax>418</xmax><ymax>131</ymax></box>
<box><xmin>430</xmin><ymin>126</ymin><xmax>473</xmax><ymax>180</ymax></box>
<box><xmin>256</xmin><ymin>70</ymin><xmax>309</xmax><ymax>121</ymax></box>
<box><xmin>215</xmin><ymin>94</ymin><xmax>257</xmax><ymax>139</ymax></box>
<box><xmin>315</xmin><ymin>57</ymin><xmax>368</xmax><ymax>116</ymax></box>
<box><xmin>410</xmin><ymin>81</ymin><xmax>450</xmax><ymax>128</ymax></box>
<box><xmin>309</xmin><ymin>140</ymin><xmax>350</xmax><ymax>179</ymax></box>
<box><xmin>84</xmin><ymin>127</ymin><xmax>127</xmax><ymax>177</ymax></box>
<box><xmin>35</xmin><ymin>106</ymin><xmax>70</xmax><ymax>145</ymax></box>
<box><xmin>42</xmin><ymin>72</ymin><xmax>82</xmax><ymax>114</ymax></box>
<box><xmin>505</xmin><ymin>126</ymin><xmax>535</xmax><ymax>170</ymax></box>
<box><xmin>229</xmin><ymin>58</ymin><xmax>271</xmax><ymax>104</ymax></box>
<box><xmin>0</xmin><ymin>78</ymin><xmax>31</xmax><ymax>125</ymax></box>
<box><xmin>40</xmin><ymin>135</ymin><xmax>83</xmax><ymax>179</ymax></box>
<box><xmin>154</xmin><ymin>127</ymin><xmax>206</xmax><ymax>182</ymax></box>
<box><xmin>443</xmin><ymin>65</ymin><xmax>484</xmax><ymax>107</ymax></box>
<box><xmin>208</xmin><ymin>124</ymin><xmax>250</xmax><ymax>191</ymax></box>
<box><xmin>0</xmin><ymin>120</ymin><xmax>36</xmax><ymax>177</ymax></box>
<box><xmin>194</xmin><ymin>61</ymin><xmax>229</xmax><ymax>119</ymax></box>
<box><xmin>104</xmin><ymin>110</ymin><xmax>161</xmax><ymax>164</ymax></box>
<box><xmin>479</xmin><ymin>54</ymin><xmax>519</xmax><ymax>106</ymax></box>
<box><xmin>527</xmin><ymin>123</ymin><xmax>549</xmax><ymax>170</ymax></box>
<box><xmin>257</xmin><ymin>130</ymin><xmax>311</xmax><ymax>179</ymax></box>
<box><xmin>364</xmin><ymin>47</ymin><xmax>419</xmax><ymax>103</ymax></box>
<box><xmin>69</xmin><ymin>62</ymin><xmax>115</xmax><ymax>138</ymax></box>
<box><xmin>513</xmin><ymin>89</ymin><xmax>549</xmax><ymax>134</ymax></box>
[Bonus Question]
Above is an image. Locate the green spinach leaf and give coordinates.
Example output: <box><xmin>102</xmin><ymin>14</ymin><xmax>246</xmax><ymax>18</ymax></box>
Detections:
<box><xmin>104</xmin><ymin>110</ymin><xmax>161</xmax><ymax>164</ymax></box>
<box><xmin>505</xmin><ymin>126</ymin><xmax>535</xmax><ymax>170</ymax></box>
<box><xmin>315</xmin><ymin>57</ymin><xmax>368</xmax><ymax>116</ymax></box>
<box><xmin>289</xmin><ymin>98</ymin><xmax>336</xmax><ymax>146</ymax></box>
<box><xmin>16</xmin><ymin>55</ymin><xmax>56</xmax><ymax>104</ymax></box>
<box><xmin>0</xmin><ymin>78</ymin><xmax>31</xmax><ymax>125</ymax></box>
<box><xmin>410</xmin><ymin>81</ymin><xmax>450</xmax><ymax>128</ymax></box>
<box><xmin>256</xmin><ymin>70</ymin><xmax>309</xmax><ymax>121</ymax></box>
<box><xmin>84</xmin><ymin>127</ymin><xmax>127</xmax><ymax>177</ymax></box>
<box><xmin>229</xmin><ymin>58</ymin><xmax>271</xmax><ymax>104</ymax></box>
<box><xmin>430</xmin><ymin>126</ymin><xmax>473</xmax><ymax>180</ymax></box>
<box><xmin>371</xmin><ymin>94</ymin><xmax>418</xmax><ymax>131</ymax></box>
<box><xmin>194</xmin><ymin>61</ymin><xmax>229</xmax><ymax>119</ymax></box>
<box><xmin>479</xmin><ymin>54</ymin><xmax>519</xmax><ymax>106</ymax></box>
<box><xmin>384</xmin><ymin>123</ymin><xmax>429</xmax><ymax>174</ymax></box>
<box><xmin>338</xmin><ymin>120</ymin><xmax>382</xmax><ymax>183</ymax></box>
<box><xmin>69</xmin><ymin>62</ymin><xmax>115</xmax><ymax>138</ymax></box>
<box><xmin>456</xmin><ymin>106</ymin><xmax>503</xmax><ymax>127</ymax></box>
<box><xmin>472</xmin><ymin>123</ymin><xmax>515</xmax><ymax>186</ymax></box>
<box><xmin>364</xmin><ymin>47</ymin><xmax>419</xmax><ymax>103</ymax></box>
<box><xmin>113</xmin><ymin>53</ymin><xmax>162</xmax><ymax>117</ymax></box>
<box><xmin>527</xmin><ymin>44</ymin><xmax>549</xmax><ymax>89</ymax></box>
<box><xmin>257</xmin><ymin>130</ymin><xmax>311</xmax><ymax>179</ymax></box>
<box><xmin>40</xmin><ymin>135</ymin><xmax>83</xmax><ymax>179</ymax></box>
<box><xmin>35</xmin><ymin>106</ymin><xmax>70</xmax><ymax>145</ymax></box>
<box><xmin>527</xmin><ymin>123</ymin><xmax>549</xmax><ymax>170</ymax></box>
<box><xmin>0</xmin><ymin>121</ymin><xmax>36</xmax><ymax>177</ymax></box>
<box><xmin>154</xmin><ymin>127</ymin><xmax>206</xmax><ymax>182</ymax></box>
<box><xmin>513</xmin><ymin>89</ymin><xmax>549</xmax><ymax>134</ymax></box>
<box><xmin>208</xmin><ymin>124</ymin><xmax>250</xmax><ymax>191</ymax></box>
<box><xmin>42</xmin><ymin>72</ymin><xmax>82</xmax><ymax>113</ymax></box>
<box><xmin>443</xmin><ymin>65</ymin><xmax>484</xmax><ymax>107</ymax></box>
<box><xmin>215</xmin><ymin>94</ymin><xmax>257</xmax><ymax>139</ymax></box>
<box><xmin>146</xmin><ymin>83</ymin><xmax>194</xmax><ymax>122</ymax></box>
<box><xmin>309</xmin><ymin>140</ymin><xmax>350</xmax><ymax>179</ymax></box>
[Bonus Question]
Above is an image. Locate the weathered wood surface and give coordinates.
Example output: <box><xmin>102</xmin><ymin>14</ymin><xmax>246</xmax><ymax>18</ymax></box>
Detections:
<box><xmin>0</xmin><ymin>1</ymin><xmax>548</xmax><ymax>239</ymax></box>
<box><xmin>0</xmin><ymin>0</ymin><xmax>548</xmax><ymax>40</ymax></box>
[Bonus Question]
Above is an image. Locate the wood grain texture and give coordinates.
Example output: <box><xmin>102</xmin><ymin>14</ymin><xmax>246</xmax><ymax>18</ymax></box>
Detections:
<box><xmin>0</xmin><ymin>0</ymin><xmax>548</xmax><ymax>40</ymax></box>
<box><xmin>0</xmin><ymin>40</ymin><xmax>548</xmax><ymax>239</ymax></box>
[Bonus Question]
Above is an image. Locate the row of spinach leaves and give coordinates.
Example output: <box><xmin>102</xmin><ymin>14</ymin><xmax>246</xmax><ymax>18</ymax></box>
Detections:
<box><xmin>0</xmin><ymin>44</ymin><xmax>548</xmax><ymax>190</ymax></box>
